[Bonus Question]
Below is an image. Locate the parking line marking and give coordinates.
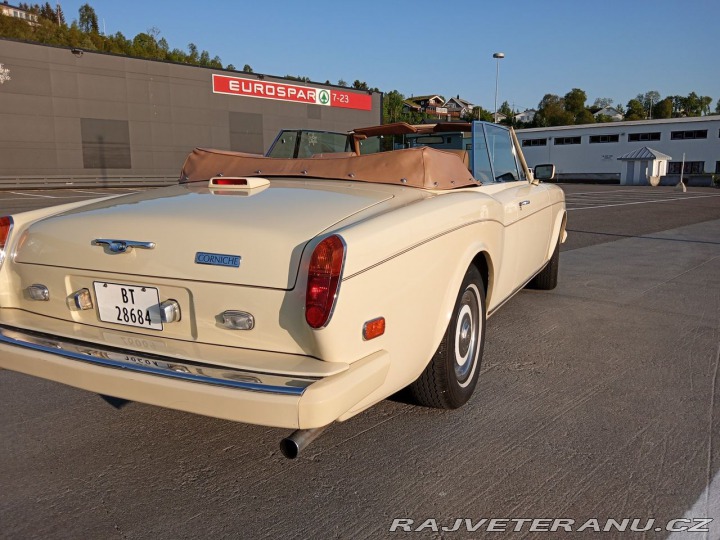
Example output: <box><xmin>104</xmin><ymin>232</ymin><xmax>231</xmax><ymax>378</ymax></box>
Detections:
<box><xmin>567</xmin><ymin>193</ymin><xmax>720</xmax><ymax>211</ymax></box>
<box><xmin>7</xmin><ymin>191</ymin><xmax>57</xmax><ymax>198</ymax></box>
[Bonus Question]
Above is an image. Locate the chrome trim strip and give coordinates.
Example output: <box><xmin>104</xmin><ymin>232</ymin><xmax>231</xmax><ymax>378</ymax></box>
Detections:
<box><xmin>0</xmin><ymin>325</ymin><xmax>312</xmax><ymax>396</ymax></box>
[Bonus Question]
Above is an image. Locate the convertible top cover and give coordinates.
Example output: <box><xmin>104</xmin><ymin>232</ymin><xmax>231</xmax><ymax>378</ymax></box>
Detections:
<box><xmin>179</xmin><ymin>147</ymin><xmax>478</xmax><ymax>190</ymax></box>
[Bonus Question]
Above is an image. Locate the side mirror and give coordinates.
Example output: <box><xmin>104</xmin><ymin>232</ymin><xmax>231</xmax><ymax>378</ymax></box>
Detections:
<box><xmin>534</xmin><ymin>164</ymin><xmax>556</xmax><ymax>181</ymax></box>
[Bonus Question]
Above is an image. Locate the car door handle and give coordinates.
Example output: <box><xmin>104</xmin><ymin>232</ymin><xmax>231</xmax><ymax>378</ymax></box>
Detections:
<box><xmin>519</xmin><ymin>200</ymin><xmax>531</xmax><ymax>208</ymax></box>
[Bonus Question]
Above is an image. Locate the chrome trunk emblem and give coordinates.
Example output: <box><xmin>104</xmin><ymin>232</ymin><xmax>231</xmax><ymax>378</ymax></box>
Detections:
<box><xmin>93</xmin><ymin>239</ymin><xmax>156</xmax><ymax>253</ymax></box>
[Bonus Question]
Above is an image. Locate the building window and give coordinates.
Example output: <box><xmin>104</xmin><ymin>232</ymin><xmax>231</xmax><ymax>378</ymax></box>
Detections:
<box><xmin>589</xmin><ymin>134</ymin><xmax>619</xmax><ymax>144</ymax></box>
<box><xmin>521</xmin><ymin>138</ymin><xmax>547</xmax><ymax>147</ymax></box>
<box><xmin>628</xmin><ymin>132</ymin><xmax>661</xmax><ymax>142</ymax></box>
<box><xmin>716</xmin><ymin>161</ymin><xmax>720</xmax><ymax>174</ymax></box>
<box><xmin>670</xmin><ymin>130</ymin><xmax>708</xmax><ymax>140</ymax></box>
<box><xmin>667</xmin><ymin>161</ymin><xmax>705</xmax><ymax>174</ymax></box>
<box><xmin>554</xmin><ymin>137</ymin><xmax>581</xmax><ymax>145</ymax></box>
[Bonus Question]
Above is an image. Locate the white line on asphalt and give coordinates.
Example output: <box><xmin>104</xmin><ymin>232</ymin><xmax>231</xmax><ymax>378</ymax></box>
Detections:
<box><xmin>567</xmin><ymin>194</ymin><xmax>720</xmax><ymax>211</ymax></box>
<box><xmin>7</xmin><ymin>191</ymin><xmax>57</xmax><ymax>199</ymax></box>
<box><xmin>71</xmin><ymin>189</ymin><xmax>127</xmax><ymax>195</ymax></box>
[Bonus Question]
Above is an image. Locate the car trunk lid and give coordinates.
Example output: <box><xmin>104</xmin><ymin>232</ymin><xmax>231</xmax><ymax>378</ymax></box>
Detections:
<box><xmin>14</xmin><ymin>181</ymin><xmax>396</xmax><ymax>289</ymax></box>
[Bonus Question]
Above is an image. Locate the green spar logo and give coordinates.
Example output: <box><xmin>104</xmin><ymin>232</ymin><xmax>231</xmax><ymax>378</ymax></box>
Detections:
<box><xmin>318</xmin><ymin>90</ymin><xmax>330</xmax><ymax>106</ymax></box>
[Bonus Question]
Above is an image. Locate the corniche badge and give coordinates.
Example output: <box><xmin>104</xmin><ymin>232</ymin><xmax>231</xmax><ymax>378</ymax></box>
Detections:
<box><xmin>195</xmin><ymin>252</ymin><xmax>241</xmax><ymax>268</ymax></box>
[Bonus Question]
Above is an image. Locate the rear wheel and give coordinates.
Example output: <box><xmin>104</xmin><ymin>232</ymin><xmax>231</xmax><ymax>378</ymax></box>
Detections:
<box><xmin>409</xmin><ymin>266</ymin><xmax>485</xmax><ymax>409</ymax></box>
<box><xmin>527</xmin><ymin>238</ymin><xmax>559</xmax><ymax>290</ymax></box>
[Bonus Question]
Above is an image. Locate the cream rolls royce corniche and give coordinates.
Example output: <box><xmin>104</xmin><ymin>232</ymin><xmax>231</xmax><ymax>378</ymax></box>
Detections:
<box><xmin>0</xmin><ymin>121</ymin><xmax>566</xmax><ymax>458</ymax></box>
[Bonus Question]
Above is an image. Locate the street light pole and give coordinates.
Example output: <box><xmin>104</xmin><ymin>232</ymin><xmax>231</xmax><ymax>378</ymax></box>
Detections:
<box><xmin>493</xmin><ymin>52</ymin><xmax>505</xmax><ymax>123</ymax></box>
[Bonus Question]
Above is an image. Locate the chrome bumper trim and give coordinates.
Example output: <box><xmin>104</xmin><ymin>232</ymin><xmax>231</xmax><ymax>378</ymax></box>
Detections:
<box><xmin>0</xmin><ymin>325</ymin><xmax>313</xmax><ymax>396</ymax></box>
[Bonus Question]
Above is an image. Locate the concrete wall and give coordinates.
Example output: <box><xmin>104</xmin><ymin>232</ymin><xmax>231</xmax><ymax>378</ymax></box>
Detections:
<box><xmin>0</xmin><ymin>39</ymin><xmax>382</xmax><ymax>178</ymax></box>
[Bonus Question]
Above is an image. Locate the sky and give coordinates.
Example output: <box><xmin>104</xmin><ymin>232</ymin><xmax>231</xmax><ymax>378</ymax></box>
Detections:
<box><xmin>56</xmin><ymin>0</ymin><xmax>719</xmax><ymax>112</ymax></box>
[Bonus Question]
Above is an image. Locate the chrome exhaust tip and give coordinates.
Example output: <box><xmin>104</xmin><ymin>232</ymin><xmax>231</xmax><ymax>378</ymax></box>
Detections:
<box><xmin>279</xmin><ymin>425</ymin><xmax>329</xmax><ymax>459</ymax></box>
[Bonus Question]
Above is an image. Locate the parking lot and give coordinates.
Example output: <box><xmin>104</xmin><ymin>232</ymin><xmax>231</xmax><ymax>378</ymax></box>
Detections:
<box><xmin>1</xmin><ymin>184</ymin><xmax>719</xmax><ymax>538</ymax></box>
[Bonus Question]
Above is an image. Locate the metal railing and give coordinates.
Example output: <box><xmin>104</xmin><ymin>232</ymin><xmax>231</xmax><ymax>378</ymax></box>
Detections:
<box><xmin>0</xmin><ymin>175</ymin><xmax>179</xmax><ymax>190</ymax></box>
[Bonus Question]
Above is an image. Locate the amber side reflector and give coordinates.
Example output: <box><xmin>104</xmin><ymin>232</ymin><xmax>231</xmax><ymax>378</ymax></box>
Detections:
<box><xmin>363</xmin><ymin>317</ymin><xmax>385</xmax><ymax>340</ymax></box>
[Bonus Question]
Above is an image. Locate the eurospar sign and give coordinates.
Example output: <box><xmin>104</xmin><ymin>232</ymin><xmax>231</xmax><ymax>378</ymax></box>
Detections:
<box><xmin>212</xmin><ymin>74</ymin><xmax>372</xmax><ymax>111</ymax></box>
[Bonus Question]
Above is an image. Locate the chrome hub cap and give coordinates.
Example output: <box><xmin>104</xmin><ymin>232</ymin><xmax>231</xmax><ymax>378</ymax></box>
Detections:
<box><xmin>453</xmin><ymin>284</ymin><xmax>481</xmax><ymax>387</ymax></box>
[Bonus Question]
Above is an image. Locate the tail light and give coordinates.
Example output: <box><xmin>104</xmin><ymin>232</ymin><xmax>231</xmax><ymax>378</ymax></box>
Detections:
<box><xmin>0</xmin><ymin>216</ymin><xmax>13</xmax><ymax>267</ymax></box>
<box><xmin>305</xmin><ymin>235</ymin><xmax>346</xmax><ymax>329</ymax></box>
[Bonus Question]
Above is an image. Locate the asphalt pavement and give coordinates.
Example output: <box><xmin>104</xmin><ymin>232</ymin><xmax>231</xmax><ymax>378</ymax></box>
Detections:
<box><xmin>1</xmin><ymin>184</ymin><xmax>720</xmax><ymax>539</ymax></box>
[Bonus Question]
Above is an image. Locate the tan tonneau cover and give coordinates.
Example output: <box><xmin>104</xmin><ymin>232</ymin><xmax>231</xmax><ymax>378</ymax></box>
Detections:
<box><xmin>180</xmin><ymin>147</ymin><xmax>478</xmax><ymax>190</ymax></box>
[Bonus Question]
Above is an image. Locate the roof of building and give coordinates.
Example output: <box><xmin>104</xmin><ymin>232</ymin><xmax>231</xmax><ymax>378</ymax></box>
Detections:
<box><xmin>617</xmin><ymin>147</ymin><xmax>672</xmax><ymax>161</ymax></box>
<box><xmin>445</xmin><ymin>96</ymin><xmax>474</xmax><ymax>108</ymax></box>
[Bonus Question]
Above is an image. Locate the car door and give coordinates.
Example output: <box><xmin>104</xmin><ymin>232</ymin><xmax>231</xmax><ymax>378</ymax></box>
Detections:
<box><xmin>475</xmin><ymin>124</ymin><xmax>552</xmax><ymax>286</ymax></box>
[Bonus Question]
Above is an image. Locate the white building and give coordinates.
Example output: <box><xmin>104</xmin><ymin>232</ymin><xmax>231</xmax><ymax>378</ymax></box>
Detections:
<box><xmin>0</xmin><ymin>2</ymin><xmax>39</xmax><ymax>23</ymax></box>
<box><xmin>593</xmin><ymin>106</ymin><xmax>623</xmax><ymax>121</ymax></box>
<box><xmin>514</xmin><ymin>109</ymin><xmax>536</xmax><ymax>123</ymax></box>
<box><xmin>517</xmin><ymin>116</ymin><xmax>720</xmax><ymax>184</ymax></box>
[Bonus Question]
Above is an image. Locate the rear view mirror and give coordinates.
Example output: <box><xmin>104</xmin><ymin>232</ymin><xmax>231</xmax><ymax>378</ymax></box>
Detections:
<box><xmin>534</xmin><ymin>164</ymin><xmax>556</xmax><ymax>181</ymax></box>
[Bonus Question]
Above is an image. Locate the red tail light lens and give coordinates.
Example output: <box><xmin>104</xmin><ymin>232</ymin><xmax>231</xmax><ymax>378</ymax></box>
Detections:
<box><xmin>305</xmin><ymin>235</ymin><xmax>345</xmax><ymax>329</ymax></box>
<box><xmin>0</xmin><ymin>216</ymin><xmax>13</xmax><ymax>252</ymax></box>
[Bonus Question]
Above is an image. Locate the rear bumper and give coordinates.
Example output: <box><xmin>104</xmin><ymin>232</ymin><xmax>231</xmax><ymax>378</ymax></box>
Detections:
<box><xmin>0</xmin><ymin>324</ymin><xmax>390</xmax><ymax>429</ymax></box>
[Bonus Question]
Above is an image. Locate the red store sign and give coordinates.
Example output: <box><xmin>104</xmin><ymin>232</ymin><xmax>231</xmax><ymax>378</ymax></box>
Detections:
<box><xmin>212</xmin><ymin>74</ymin><xmax>372</xmax><ymax>111</ymax></box>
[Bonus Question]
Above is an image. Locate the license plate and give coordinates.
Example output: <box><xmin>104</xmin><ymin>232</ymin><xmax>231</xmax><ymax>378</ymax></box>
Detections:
<box><xmin>93</xmin><ymin>282</ymin><xmax>163</xmax><ymax>330</ymax></box>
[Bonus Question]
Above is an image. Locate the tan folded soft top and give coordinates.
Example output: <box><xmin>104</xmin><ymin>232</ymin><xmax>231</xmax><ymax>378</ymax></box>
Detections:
<box><xmin>180</xmin><ymin>146</ymin><xmax>479</xmax><ymax>190</ymax></box>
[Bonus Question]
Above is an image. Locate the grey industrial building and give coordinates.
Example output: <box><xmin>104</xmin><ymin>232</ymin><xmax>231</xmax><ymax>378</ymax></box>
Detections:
<box><xmin>0</xmin><ymin>39</ymin><xmax>382</xmax><ymax>181</ymax></box>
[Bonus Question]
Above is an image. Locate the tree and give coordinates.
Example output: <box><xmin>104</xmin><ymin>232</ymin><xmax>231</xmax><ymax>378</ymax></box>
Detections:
<box><xmin>382</xmin><ymin>90</ymin><xmax>405</xmax><ymax>124</ymax></box>
<box><xmin>716</xmin><ymin>100</ymin><xmax>720</xmax><ymax>115</ymax></box>
<box><xmin>352</xmin><ymin>80</ymin><xmax>369</xmax><ymax>90</ymax></box>
<box><xmin>652</xmin><ymin>97</ymin><xmax>673</xmax><ymax>119</ymax></box>
<box><xmin>575</xmin><ymin>109</ymin><xmax>595</xmax><ymax>125</ymax></box>
<box><xmin>78</xmin><ymin>3</ymin><xmax>98</xmax><ymax>33</ymax></box>
<box><xmin>337</xmin><ymin>79</ymin><xmax>348</xmax><ymax>87</ymax></box>
<box><xmin>535</xmin><ymin>94</ymin><xmax>573</xmax><ymax>126</ymax></box>
<box><xmin>242</xmin><ymin>64</ymin><xmax>253</xmax><ymax>73</ymax></box>
<box><xmin>564</xmin><ymin>88</ymin><xmax>587</xmax><ymax>116</ymax></box>
<box><xmin>463</xmin><ymin>106</ymin><xmax>493</xmax><ymax>122</ymax></box>
<box><xmin>636</xmin><ymin>90</ymin><xmax>660</xmax><ymax>118</ymax></box>
<box><xmin>624</xmin><ymin>99</ymin><xmax>645</xmax><ymax>121</ymax></box>
<box><xmin>593</xmin><ymin>97</ymin><xmax>614</xmax><ymax>108</ymax></box>
<box><xmin>700</xmin><ymin>95</ymin><xmax>712</xmax><ymax>116</ymax></box>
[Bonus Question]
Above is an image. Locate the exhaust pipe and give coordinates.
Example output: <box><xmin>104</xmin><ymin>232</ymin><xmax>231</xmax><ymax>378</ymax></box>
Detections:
<box><xmin>279</xmin><ymin>425</ymin><xmax>330</xmax><ymax>459</ymax></box>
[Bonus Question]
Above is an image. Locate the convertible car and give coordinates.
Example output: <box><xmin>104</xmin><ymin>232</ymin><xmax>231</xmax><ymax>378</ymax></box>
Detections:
<box><xmin>0</xmin><ymin>121</ymin><xmax>566</xmax><ymax>458</ymax></box>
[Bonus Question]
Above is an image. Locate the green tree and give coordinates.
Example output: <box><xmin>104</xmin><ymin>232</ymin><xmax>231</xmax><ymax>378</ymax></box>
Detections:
<box><xmin>636</xmin><ymin>90</ymin><xmax>660</xmax><ymax>118</ymax></box>
<box><xmin>652</xmin><ymin>97</ymin><xmax>673</xmax><ymax>119</ymax></box>
<box><xmin>337</xmin><ymin>79</ymin><xmax>347</xmax><ymax>87</ymax></box>
<box><xmin>715</xmin><ymin>100</ymin><xmax>720</xmax><ymax>114</ymax></box>
<box><xmin>78</xmin><ymin>3</ymin><xmax>98</xmax><ymax>33</ymax></box>
<box><xmin>535</xmin><ymin>94</ymin><xmax>573</xmax><ymax>126</ymax></box>
<box><xmin>624</xmin><ymin>99</ymin><xmax>645</xmax><ymax>121</ymax></box>
<box><xmin>382</xmin><ymin>90</ymin><xmax>405</xmax><ymax>124</ymax></box>
<box><xmin>564</xmin><ymin>88</ymin><xmax>587</xmax><ymax>116</ymax></box>
<box><xmin>242</xmin><ymin>64</ymin><xmax>253</xmax><ymax>73</ymax></box>
<box><xmin>575</xmin><ymin>109</ymin><xmax>595</xmax><ymax>125</ymax></box>
<box><xmin>352</xmin><ymin>80</ymin><xmax>369</xmax><ymax>90</ymax></box>
<box><xmin>463</xmin><ymin>106</ymin><xmax>493</xmax><ymax>122</ymax></box>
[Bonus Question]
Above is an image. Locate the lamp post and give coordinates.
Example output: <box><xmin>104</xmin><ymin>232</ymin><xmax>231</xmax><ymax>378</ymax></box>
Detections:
<box><xmin>493</xmin><ymin>52</ymin><xmax>505</xmax><ymax>123</ymax></box>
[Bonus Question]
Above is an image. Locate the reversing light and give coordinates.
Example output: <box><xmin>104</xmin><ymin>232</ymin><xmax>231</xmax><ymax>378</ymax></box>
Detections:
<box><xmin>71</xmin><ymin>288</ymin><xmax>93</xmax><ymax>310</ymax></box>
<box><xmin>27</xmin><ymin>284</ymin><xmax>50</xmax><ymax>301</ymax></box>
<box><xmin>305</xmin><ymin>235</ymin><xmax>346</xmax><ymax>329</ymax></box>
<box><xmin>221</xmin><ymin>310</ymin><xmax>255</xmax><ymax>330</ymax></box>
